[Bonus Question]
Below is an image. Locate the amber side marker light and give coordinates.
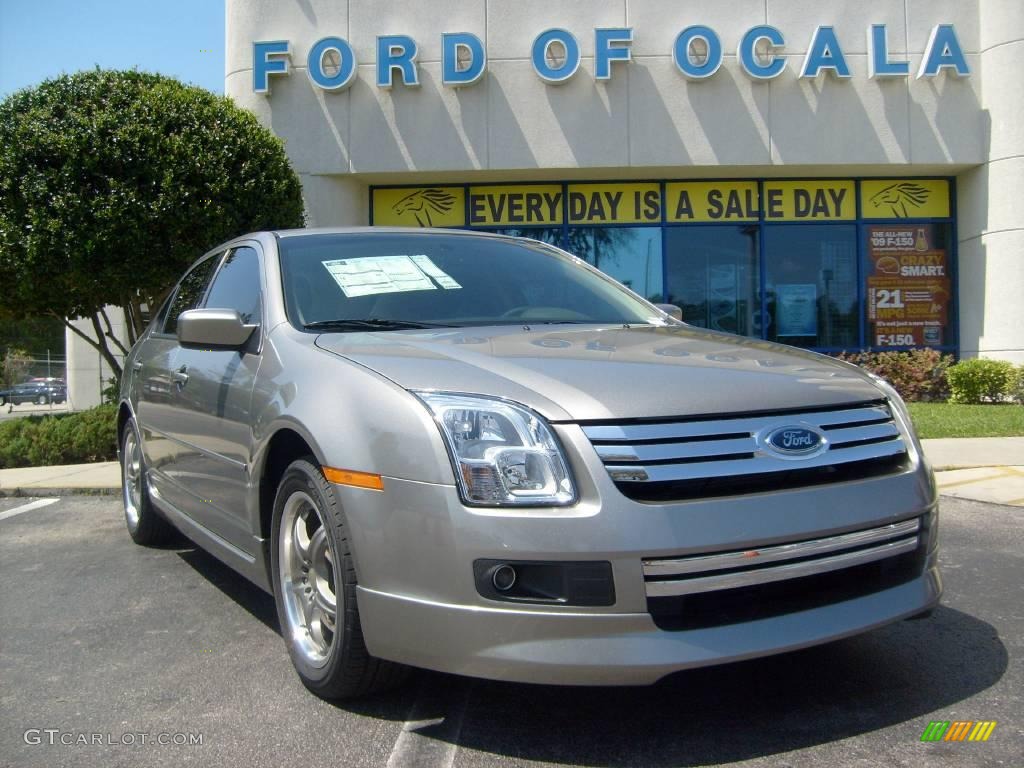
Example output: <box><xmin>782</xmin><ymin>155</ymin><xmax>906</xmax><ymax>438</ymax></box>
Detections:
<box><xmin>323</xmin><ymin>467</ymin><xmax>384</xmax><ymax>491</ymax></box>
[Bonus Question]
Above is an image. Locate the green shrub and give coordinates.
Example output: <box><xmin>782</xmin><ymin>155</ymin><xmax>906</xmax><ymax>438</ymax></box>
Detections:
<box><xmin>946</xmin><ymin>358</ymin><xmax>1016</xmax><ymax>404</ymax></box>
<box><xmin>1010</xmin><ymin>365</ymin><xmax>1024</xmax><ymax>405</ymax></box>
<box><xmin>0</xmin><ymin>404</ymin><xmax>118</xmax><ymax>468</ymax></box>
<box><xmin>834</xmin><ymin>349</ymin><xmax>954</xmax><ymax>402</ymax></box>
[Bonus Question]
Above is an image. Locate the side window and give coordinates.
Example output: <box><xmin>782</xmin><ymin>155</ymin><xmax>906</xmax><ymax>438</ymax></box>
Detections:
<box><xmin>203</xmin><ymin>246</ymin><xmax>263</xmax><ymax>325</ymax></box>
<box><xmin>162</xmin><ymin>254</ymin><xmax>221</xmax><ymax>335</ymax></box>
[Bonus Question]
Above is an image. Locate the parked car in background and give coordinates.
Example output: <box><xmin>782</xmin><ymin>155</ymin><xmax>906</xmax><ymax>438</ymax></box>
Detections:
<box><xmin>119</xmin><ymin>229</ymin><xmax>941</xmax><ymax>700</ymax></box>
<box><xmin>0</xmin><ymin>379</ymin><xmax>66</xmax><ymax>406</ymax></box>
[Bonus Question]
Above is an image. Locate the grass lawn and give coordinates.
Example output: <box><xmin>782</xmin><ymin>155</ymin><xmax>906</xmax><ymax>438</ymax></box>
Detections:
<box><xmin>907</xmin><ymin>402</ymin><xmax>1024</xmax><ymax>439</ymax></box>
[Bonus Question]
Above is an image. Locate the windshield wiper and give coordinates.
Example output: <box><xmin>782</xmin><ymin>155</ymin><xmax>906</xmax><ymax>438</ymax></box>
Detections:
<box><xmin>303</xmin><ymin>318</ymin><xmax>458</xmax><ymax>331</ymax></box>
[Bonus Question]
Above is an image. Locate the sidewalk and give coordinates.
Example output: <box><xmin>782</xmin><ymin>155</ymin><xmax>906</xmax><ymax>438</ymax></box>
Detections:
<box><xmin>0</xmin><ymin>438</ymin><xmax>1023</xmax><ymax>506</ymax></box>
<box><xmin>0</xmin><ymin>461</ymin><xmax>121</xmax><ymax>496</ymax></box>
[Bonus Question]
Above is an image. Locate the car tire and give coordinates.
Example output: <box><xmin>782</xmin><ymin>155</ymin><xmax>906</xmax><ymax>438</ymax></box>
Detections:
<box><xmin>121</xmin><ymin>418</ymin><xmax>175</xmax><ymax>545</ymax></box>
<box><xmin>35</xmin><ymin>394</ymin><xmax>48</xmax><ymax>405</ymax></box>
<box><xmin>271</xmin><ymin>457</ymin><xmax>410</xmax><ymax>699</ymax></box>
<box><xmin>0</xmin><ymin>396</ymin><xmax>5</xmax><ymax>406</ymax></box>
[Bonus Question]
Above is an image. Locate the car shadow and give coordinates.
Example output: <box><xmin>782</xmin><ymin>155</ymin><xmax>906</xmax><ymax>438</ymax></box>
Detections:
<box><xmin>175</xmin><ymin>545</ymin><xmax>279</xmax><ymax>633</ymax></box>
<box><xmin>173</xmin><ymin>543</ymin><xmax>1007</xmax><ymax>765</ymax></box>
<box><xmin>390</xmin><ymin>606</ymin><xmax>1008</xmax><ymax>766</ymax></box>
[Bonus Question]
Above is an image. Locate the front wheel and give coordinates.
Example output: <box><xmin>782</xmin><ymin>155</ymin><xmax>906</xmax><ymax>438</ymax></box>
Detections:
<box><xmin>271</xmin><ymin>458</ymin><xmax>409</xmax><ymax>699</ymax></box>
<box><xmin>35</xmin><ymin>394</ymin><xmax>48</xmax><ymax>405</ymax></box>
<box><xmin>121</xmin><ymin>418</ymin><xmax>174</xmax><ymax>545</ymax></box>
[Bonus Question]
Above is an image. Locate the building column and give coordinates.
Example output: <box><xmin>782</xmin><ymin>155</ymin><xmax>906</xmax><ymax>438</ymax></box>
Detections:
<box><xmin>300</xmin><ymin>174</ymin><xmax>368</xmax><ymax>227</ymax></box>
<box><xmin>956</xmin><ymin>0</ymin><xmax>1024</xmax><ymax>363</ymax></box>
<box><xmin>65</xmin><ymin>307</ymin><xmax>126</xmax><ymax>410</ymax></box>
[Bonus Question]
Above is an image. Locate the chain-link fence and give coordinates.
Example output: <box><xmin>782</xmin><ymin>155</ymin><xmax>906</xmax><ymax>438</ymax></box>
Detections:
<box><xmin>2</xmin><ymin>352</ymin><xmax>65</xmax><ymax>386</ymax></box>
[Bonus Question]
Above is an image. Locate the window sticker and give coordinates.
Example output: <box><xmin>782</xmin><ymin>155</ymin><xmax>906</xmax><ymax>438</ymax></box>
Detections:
<box><xmin>322</xmin><ymin>256</ymin><xmax>436</xmax><ymax>298</ymax></box>
<box><xmin>409</xmin><ymin>254</ymin><xmax>462</xmax><ymax>290</ymax></box>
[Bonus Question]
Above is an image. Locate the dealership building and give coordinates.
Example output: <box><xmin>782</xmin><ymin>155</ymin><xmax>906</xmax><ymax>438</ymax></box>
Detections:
<box><xmin>63</xmin><ymin>0</ymin><xmax>1024</xmax><ymax>404</ymax></box>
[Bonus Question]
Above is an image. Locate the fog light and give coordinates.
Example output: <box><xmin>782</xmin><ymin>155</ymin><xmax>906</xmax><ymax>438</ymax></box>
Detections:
<box><xmin>473</xmin><ymin>559</ymin><xmax>615</xmax><ymax>606</ymax></box>
<box><xmin>491</xmin><ymin>564</ymin><xmax>517</xmax><ymax>592</ymax></box>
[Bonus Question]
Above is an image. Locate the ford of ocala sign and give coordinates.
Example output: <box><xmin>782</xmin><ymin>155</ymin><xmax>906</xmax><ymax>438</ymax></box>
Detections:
<box><xmin>253</xmin><ymin>24</ymin><xmax>969</xmax><ymax>94</ymax></box>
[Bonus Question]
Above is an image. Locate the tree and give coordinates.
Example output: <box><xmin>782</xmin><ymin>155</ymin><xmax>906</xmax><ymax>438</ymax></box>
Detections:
<box><xmin>0</xmin><ymin>70</ymin><xmax>305</xmax><ymax>379</ymax></box>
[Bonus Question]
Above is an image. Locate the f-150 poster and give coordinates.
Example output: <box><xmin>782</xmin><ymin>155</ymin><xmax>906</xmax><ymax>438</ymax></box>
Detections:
<box><xmin>867</xmin><ymin>225</ymin><xmax>950</xmax><ymax>347</ymax></box>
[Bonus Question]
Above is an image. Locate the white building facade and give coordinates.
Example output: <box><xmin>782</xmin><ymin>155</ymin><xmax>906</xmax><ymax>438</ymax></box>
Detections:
<box><xmin>72</xmin><ymin>0</ymin><xmax>1024</xmax><ymax>407</ymax></box>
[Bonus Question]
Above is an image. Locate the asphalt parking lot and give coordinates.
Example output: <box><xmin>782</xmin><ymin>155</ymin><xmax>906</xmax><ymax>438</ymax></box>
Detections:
<box><xmin>0</xmin><ymin>495</ymin><xmax>1020</xmax><ymax>768</ymax></box>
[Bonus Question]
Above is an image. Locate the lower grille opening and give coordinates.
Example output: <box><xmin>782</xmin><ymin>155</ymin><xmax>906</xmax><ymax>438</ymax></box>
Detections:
<box><xmin>618</xmin><ymin>453</ymin><xmax>908</xmax><ymax>503</ymax></box>
<box><xmin>648</xmin><ymin>545</ymin><xmax>923</xmax><ymax>631</ymax></box>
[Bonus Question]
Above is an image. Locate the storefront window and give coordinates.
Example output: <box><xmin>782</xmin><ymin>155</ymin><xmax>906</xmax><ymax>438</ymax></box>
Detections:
<box><xmin>566</xmin><ymin>227</ymin><xmax>663</xmax><ymax>302</ymax></box>
<box><xmin>664</xmin><ymin>226</ymin><xmax>759</xmax><ymax>336</ymax></box>
<box><xmin>764</xmin><ymin>225</ymin><xmax>858</xmax><ymax>349</ymax></box>
<box><xmin>865</xmin><ymin>222</ymin><xmax>953</xmax><ymax>348</ymax></box>
<box><xmin>370</xmin><ymin>179</ymin><xmax>957</xmax><ymax>353</ymax></box>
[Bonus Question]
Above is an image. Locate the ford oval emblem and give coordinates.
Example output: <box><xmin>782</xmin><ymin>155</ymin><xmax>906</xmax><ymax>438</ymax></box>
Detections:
<box><xmin>765</xmin><ymin>426</ymin><xmax>826</xmax><ymax>456</ymax></box>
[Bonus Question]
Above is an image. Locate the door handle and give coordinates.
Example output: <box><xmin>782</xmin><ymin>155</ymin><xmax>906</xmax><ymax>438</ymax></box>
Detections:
<box><xmin>132</xmin><ymin>361</ymin><xmax>143</xmax><ymax>372</ymax></box>
<box><xmin>171</xmin><ymin>366</ymin><xmax>189</xmax><ymax>387</ymax></box>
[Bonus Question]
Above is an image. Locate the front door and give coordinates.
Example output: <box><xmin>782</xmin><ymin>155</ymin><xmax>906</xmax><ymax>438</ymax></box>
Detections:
<box><xmin>167</xmin><ymin>245</ymin><xmax>265</xmax><ymax>553</ymax></box>
<box><xmin>136</xmin><ymin>252</ymin><xmax>222</xmax><ymax>517</ymax></box>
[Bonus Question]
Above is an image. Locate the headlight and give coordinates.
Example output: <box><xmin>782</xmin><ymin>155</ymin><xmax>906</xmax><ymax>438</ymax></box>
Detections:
<box><xmin>414</xmin><ymin>392</ymin><xmax>576</xmax><ymax>507</ymax></box>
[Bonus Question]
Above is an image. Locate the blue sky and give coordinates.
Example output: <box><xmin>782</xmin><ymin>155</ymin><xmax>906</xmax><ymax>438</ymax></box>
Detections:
<box><xmin>0</xmin><ymin>0</ymin><xmax>224</xmax><ymax>97</ymax></box>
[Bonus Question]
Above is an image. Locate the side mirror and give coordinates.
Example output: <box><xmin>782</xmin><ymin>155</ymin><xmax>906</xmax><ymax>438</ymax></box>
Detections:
<box><xmin>177</xmin><ymin>308</ymin><xmax>257</xmax><ymax>350</ymax></box>
<box><xmin>654</xmin><ymin>303</ymin><xmax>683</xmax><ymax>321</ymax></box>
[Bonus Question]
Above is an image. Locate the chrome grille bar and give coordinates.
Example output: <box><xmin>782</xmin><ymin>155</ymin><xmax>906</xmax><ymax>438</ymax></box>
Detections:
<box><xmin>583</xmin><ymin>404</ymin><xmax>891</xmax><ymax>443</ymax></box>
<box><xmin>643</xmin><ymin>519</ymin><xmax>920</xmax><ymax>577</ymax></box>
<box><xmin>584</xmin><ymin>401</ymin><xmax>907</xmax><ymax>487</ymax></box>
<box><xmin>606</xmin><ymin>439</ymin><xmax>906</xmax><ymax>483</ymax></box>
<box><xmin>644</xmin><ymin>536</ymin><xmax>919</xmax><ymax>597</ymax></box>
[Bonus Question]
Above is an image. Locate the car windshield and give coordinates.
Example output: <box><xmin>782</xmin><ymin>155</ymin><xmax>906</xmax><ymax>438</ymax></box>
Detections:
<box><xmin>276</xmin><ymin>232</ymin><xmax>660</xmax><ymax>330</ymax></box>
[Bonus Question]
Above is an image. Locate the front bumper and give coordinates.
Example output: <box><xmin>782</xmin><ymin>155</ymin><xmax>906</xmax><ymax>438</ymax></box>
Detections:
<box><xmin>331</xmin><ymin>424</ymin><xmax>941</xmax><ymax>686</ymax></box>
<box><xmin>357</xmin><ymin>555</ymin><xmax>940</xmax><ymax>685</ymax></box>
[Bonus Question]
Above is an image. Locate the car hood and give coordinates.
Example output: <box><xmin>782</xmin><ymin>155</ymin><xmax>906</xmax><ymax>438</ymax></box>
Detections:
<box><xmin>314</xmin><ymin>324</ymin><xmax>884</xmax><ymax>422</ymax></box>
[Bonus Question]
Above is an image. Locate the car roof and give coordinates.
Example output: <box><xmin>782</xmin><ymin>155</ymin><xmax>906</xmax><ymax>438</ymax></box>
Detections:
<box><xmin>272</xmin><ymin>227</ymin><xmax>512</xmax><ymax>240</ymax></box>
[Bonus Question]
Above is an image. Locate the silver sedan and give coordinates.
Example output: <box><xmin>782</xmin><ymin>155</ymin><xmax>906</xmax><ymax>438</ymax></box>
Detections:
<box><xmin>119</xmin><ymin>228</ymin><xmax>940</xmax><ymax>699</ymax></box>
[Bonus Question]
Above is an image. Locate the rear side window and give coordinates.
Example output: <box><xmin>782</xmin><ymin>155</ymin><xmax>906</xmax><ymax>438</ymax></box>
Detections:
<box><xmin>203</xmin><ymin>246</ymin><xmax>262</xmax><ymax>325</ymax></box>
<box><xmin>162</xmin><ymin>254</ymin><xmax>221</xmax><ymax>335</ymax></box>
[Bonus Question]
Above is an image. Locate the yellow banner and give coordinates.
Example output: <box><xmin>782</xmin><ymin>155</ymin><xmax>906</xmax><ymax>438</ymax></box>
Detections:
<box><xmin>372</xmin><ymin>187</ymin><xmax>465</xmax><ymax>228</ymax></box>
<box><xmin>468</xmin><ymin>185</ymin><xmax>563</xmax><ymax>226</ymax></box>
<box><xmin>763</xmin><ymin>180</ymin><xmax>855</xmax><ymax>221</ymax></box>
<box><xmin>861</xmin><ymin>179</ymin><xmax>950</xmax><ymax>219</ymax></box>
<box><xmin>666</xmin><ymin>181</ymin><xmax>760</xmax><ymax>222</ymax></box>
<box><xmin>566</xmin><ymin>183</ymin><xmax>661</xmax><ymax>224</ymax></box>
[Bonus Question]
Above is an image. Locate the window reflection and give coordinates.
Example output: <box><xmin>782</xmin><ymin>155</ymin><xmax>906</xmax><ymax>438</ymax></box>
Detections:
<box><xmin>479</xmin><ymin>228</ymin><xmax>563</xmax><ymax>247</ymax></box>
<box><xmin>665</xmin><ymin>226</ymin><xmax>759</xmax><ymax>336</ymax></box>
<box><xmin>764</xmin><ymin>225</ymin><xmax>858</xmax><ymax>348</ymax></box>
<box><xmin>565</xmin><ymin>227</ymin><xmax>664</xmax><ymax>302</ymax></box>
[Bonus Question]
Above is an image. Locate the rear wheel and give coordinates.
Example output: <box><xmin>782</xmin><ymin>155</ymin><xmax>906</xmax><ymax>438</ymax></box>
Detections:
<box><xmin>121</xmin><ymin>418</ymin><xmax>174</xmax><ymax>545</ymax></box>
<box><xmin>271</xmin><ymin>458</ymin><xmax>409</xmax><ymax>699</ymax></box>
<box><xmin>35</xmin><ymin>394</ymin><xmax>48</xmax><ymax>405</ymax></box>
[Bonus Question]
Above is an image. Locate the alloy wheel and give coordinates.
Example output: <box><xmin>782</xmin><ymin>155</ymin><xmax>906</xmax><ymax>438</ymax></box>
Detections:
<box><xmin>122</xmin><ymin>427</ymin><xmax>143</xmax><ymax>529</ymax></box>
<box><xmin>279</xmin><ymin>491</ymin><xmax>338</xmax><ymax>668</ymax></box>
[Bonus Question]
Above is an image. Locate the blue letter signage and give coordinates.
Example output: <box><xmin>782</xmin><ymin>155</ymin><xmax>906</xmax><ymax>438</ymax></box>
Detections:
<box><xmin>307</xmin><ymin>37</ymin><xmax>356</xmax><ymax>90</ymax></box>
<box><xmin>252</xmin><ymin>23</ymin><xmax>971</xmax><ymax>93</ymax></box>
<box><xmin>531</xmin><ymin>29</ymin><xmax>581</xmax><ymax>83</ymax></box>
<box><xmin>918</xmin><ymin>24</ymin><xmax>970</xmax><ymax>78</ymax></box>
<box><xmin>377</xmin><ymin>35</ymin><xmax>420</xmax><ymax>88</ymax></box>
<box><xmin>253</xmin><ymin>40</ymin><xmax>291</xmax><ymax>94</ymax></box>
<box><xmin>442</xmin><ymin>32</ymin><xmax>486</xmax><ymax>86</ymax></box>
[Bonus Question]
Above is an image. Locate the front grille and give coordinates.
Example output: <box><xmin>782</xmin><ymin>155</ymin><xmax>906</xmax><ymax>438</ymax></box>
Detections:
<box><xmin>581</xmin><ymin>400</ymin><xmax>908</xmax><ymax>502</ymax></box>
<box><xmin>644</xmin><ymin>517</ymin><xmax>925</xmax><ymax>630</ymax></box>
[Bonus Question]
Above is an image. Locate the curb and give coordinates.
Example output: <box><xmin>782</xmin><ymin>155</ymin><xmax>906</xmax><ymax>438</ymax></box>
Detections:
<box><xmin>0</xmin><ymin>487</ymin><xmax>120</xmax><ymax>498</ymax></box>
